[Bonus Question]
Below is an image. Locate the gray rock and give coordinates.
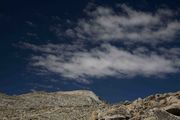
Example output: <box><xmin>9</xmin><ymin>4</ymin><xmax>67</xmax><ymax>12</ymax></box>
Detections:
<box><xmin>0</xmin><ymin>90</ymin><xmax>180</xmax><ymax>120</ymax></box>
<box><xmin>0</xmin><ymin>90</ymin><xmax>104</xmax><ymax>120</ymax></box>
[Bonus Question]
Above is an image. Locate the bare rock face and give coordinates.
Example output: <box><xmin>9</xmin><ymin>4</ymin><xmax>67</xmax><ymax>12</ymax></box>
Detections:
<box><xmin>0</xmin><ymin>90</ymin><xmax>180</xmax><ymax>120</ymax></box>
<box><xmin>0</xmin><ymin>90</ymin><xmax>105</xmax><ymax>120</ymax></box>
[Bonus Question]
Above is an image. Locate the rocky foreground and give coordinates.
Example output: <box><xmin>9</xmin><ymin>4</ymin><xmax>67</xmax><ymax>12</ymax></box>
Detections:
<box><xmin>0</xmin><ymin>90</ymin><xmax>180</xmax><ymax>120</ymax></box>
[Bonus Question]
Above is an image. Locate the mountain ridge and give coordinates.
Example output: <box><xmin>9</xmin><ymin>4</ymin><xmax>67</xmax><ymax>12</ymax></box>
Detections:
<box><xmin>0</xmin><ymin>90</ymin><xmax>180</xmax><ymax>120</ymax></box>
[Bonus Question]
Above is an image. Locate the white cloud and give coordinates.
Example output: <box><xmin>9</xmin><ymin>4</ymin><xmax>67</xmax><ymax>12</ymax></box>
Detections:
<box><xmin>64</xmin><ymin>5</ymin><xmax>180</xmax><ymax>44</ymax></box>
<box><xmin>27</xmin><ymin>43</ymin><xmax>180</xmax><ymax>83</ymax></box>
<box><xmin>23</xmin><ymin>4</ymin><xmax>180</xmax><ymax>83</ymax></box>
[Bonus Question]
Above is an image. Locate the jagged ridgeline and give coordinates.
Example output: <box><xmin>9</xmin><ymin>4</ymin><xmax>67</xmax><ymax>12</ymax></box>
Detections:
<box><xmin>0</xmin><ymin>90</ymin><xmax>180</xmax><ymax>120</ymax></box>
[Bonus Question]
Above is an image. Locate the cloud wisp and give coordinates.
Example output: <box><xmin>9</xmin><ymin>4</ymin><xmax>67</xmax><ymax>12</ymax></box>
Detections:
<box><xmin>63</xmin><ymin>5</ymin><xmax>180</xmax><ymax>44</ymax></box>
<box><xmin>24</xmin><ymin>43</ymin><xmax>180</xmax><ymax>83</ymax></box>
<box><xmin>23</xmin><ymin>4</ymin><xmax>180</xmax><ymax>83</ymax></box>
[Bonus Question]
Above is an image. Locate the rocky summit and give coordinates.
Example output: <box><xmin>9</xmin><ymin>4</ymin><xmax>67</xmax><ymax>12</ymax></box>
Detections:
<box><xmin>0</xmin><ymin>90</ymin><xmax>180</xmax><ymax>120</ymax></box>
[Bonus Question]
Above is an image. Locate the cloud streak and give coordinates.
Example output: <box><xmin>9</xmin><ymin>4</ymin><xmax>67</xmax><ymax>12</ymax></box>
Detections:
<box><xmin>64</xmin><ymin>5</ymin><xmax>180</xmax><ymax>44</ymax></box>
<box><xmin>23</xmin><ymin>4</ymin><xmax>180</xmax><ymax>83</ymax></box>
<box><xmin>25</xmin><ymin>43</ymin><xmax>180</xmax><ymax>83</ymax></box>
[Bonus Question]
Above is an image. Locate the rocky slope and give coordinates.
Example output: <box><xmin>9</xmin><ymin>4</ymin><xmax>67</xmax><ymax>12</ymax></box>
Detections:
<box><xmin>0</xmin><ymin>90</ymin><xmax>179</xmax><ymax>120</ymax></box>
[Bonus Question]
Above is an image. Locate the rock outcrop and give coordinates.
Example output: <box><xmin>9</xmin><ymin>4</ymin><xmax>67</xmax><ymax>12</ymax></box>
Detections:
<box><xmin>0</xmin><ymin>90</ymin><xmax>180</xmax><ymax>120</ymax></box>
<box><xmin>0</xmin><ymin>90</ymin><xmax>104</xmax><ymax>120</ymax></box>
<box><xmin>95</xmin><ymin>91</ymin><xmax>180</xmax><ymax>120</ymax></box>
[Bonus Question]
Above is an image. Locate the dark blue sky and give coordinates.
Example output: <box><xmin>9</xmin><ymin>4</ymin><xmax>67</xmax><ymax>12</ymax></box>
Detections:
<box><xmin>0</xmin><ymin>0</ymin><xmax>180</xmax><ymax>103</ymax></box>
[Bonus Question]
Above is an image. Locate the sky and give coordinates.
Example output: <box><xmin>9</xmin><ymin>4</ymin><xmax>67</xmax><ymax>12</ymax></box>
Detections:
<box><xmin>0</xmin><ymin>0</ymin><xmax>180</xmax><ymax>103</ymax></box>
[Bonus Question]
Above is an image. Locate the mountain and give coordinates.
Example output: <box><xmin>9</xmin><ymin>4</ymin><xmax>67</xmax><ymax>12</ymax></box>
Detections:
<box><xmin>0</xmin><ymin>90</ymin><xmax>180</xmax><ymax>120</ymax></box>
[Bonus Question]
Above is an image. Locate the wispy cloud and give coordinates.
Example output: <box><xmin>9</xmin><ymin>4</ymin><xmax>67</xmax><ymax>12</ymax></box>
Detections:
<box><xmin>26</xmin><ymin>21</ymin><xmax>36</xmax><ymax>27</ymax></box>
<box><xmin>24</xmin><ymin>43</ymin><xmax>180</xmax><ymax>83</ymax></box>
<box><xmin>63</xmin><ymin>5</ymin><xmax>180</xmax><ymax>44</ymax></box>
<box><xmin>23</xmin><ymin>4</ymin><xmax>180</xmax><ymax>83</ymax></box>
